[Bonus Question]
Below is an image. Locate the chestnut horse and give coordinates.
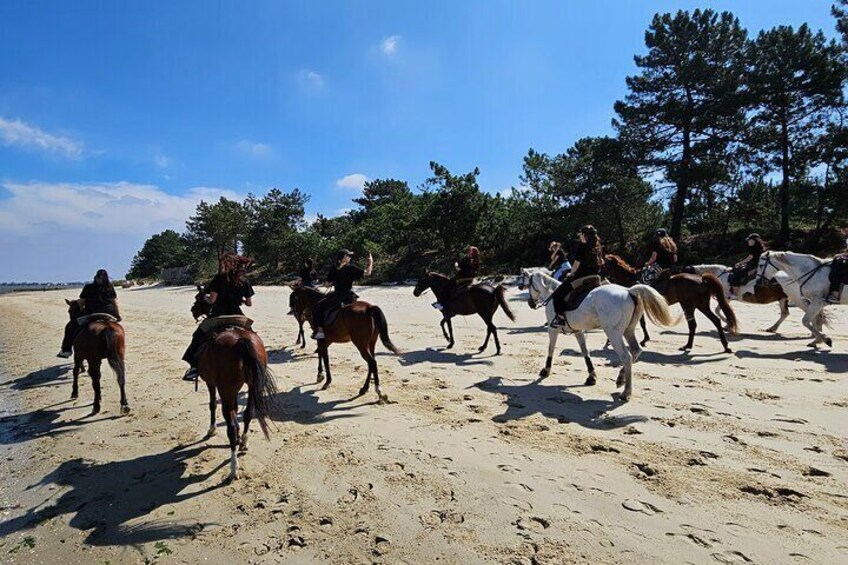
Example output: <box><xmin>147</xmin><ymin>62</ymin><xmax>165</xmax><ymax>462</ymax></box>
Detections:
<box><xmin>603</xmin><ymin>255</ymin><xmax>737</xmax><ymax>353</ymax></box>
<box><xmin>316</xmin><ymin>300</ymin><xmax>400</xmax><ymax>404</ymax></box>
<box><xmin>189</xmin><ymin>293</ymin><xmax>278</xmax><ymax>481</ymax></box>
<box><xmin>413</xmin><ymin>272</ymin><xmax>516</xmax><ymax>354</ymax></box>
<box><xmin>65</xmin><ymin>299</ymin><xmax>129</xmax><ymax>415</ymax></box>
<box><xmin>288</xmin><ymin>284</ymin><xmax>326</xmax><ymax>348</ymax></box>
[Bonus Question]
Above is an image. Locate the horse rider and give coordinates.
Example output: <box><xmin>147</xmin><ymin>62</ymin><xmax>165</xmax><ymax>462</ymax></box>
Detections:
<box><xmin>434</xmin><ymin>246</ymin><xmax>481</xmax><ymax>310</ymax></box>
<box><xmin>287</xmin><ymin>258</ymin><xmax>318</xmax><ymax>316</ymax></box>
<box><xmin>550</xmin><ymin>225</ymin><xmax>604</xmax><ymax>327</ymax></box>
<box><xmin>58</xmin><ymin>269</ymin><xmax>120</xmax><ymax>358</ymax></box>
<box><xmin>729</xmin><ymin>233</ymin><xmax>767</xmax><ymax>298</ymax></box>
<box><xmin>311</xmin><ymin>249</ymin><xmax>373</xmax><ymax>340</ymax></box>
<box><xmin>827</xmin><ymin>239</ymin><xmax>848</xmax><ymax>303</ymax></box>
<box><xmin>549</xmin><ymin>241</ymin><xmax>572</xmax><ymax>280</ymax></box>
<box><xmin>645</xmin><ymin>228</ymin><xmax>678</xmax><ymax>270</ymax></box>
<box><xmin>182</xmin><ymin>254</ymin><xmax>255</xmax><ymax>381</ymax></box>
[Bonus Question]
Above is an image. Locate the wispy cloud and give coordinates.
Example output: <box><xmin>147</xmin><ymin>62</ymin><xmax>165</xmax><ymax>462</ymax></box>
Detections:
<box><xmin>0</xmin><ymin>117</ymin><xmax>84</xmax><ymax>160</ymax></box>
<box><xmin>380</xmin><ymin>35</ymin><xmax>400</xmax><ymax>56</ymax></box>
<box><xmin>335</xmin><ymin>173</ymin><xmax>369</xmax><ymax>191</ymax></box>
<box><xmin>0</xmin><ymin>181</ymin><xmax>241</xmax><ymax>236</ymax></box>
<box><xmin>235</xmin><ymin>139</ymin><xmax>273</xmax><ymax>158</ymax></box>
<box><xmin>296</xmin><ymin>69</ymin><xmax>326</xmax><ymax>93</ymax></box>
<box><xmin>153</xmin><ymin>153</ymin><xmax>171</xmax><ymax>169</ymax></box>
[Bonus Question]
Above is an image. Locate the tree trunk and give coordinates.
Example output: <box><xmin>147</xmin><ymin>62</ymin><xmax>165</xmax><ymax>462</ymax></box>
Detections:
<box><xmin>671</xmin><ymin>124</ymin><xmax>692</xmax><ymax>241</ymax></box>
<box><xmin>779</xmin><ymin>113</ymin><xmax>791</xmax><ymax>243</ymax></box>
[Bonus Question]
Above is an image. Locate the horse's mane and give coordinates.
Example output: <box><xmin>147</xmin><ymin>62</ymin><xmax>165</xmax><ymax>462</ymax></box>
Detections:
<box><xmin>604</xmin><ymin>254</ymin><xmax>639</xmax><ymax>274</ymax></box>
<box><xmin>770</xmin><ymin>251</ymin><xmax>826</xmax><ymax>265</ymax></box>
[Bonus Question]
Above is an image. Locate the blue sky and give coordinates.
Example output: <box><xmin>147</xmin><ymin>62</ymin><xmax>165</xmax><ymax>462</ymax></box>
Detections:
<box><xmin>0</xmin><ymin>1</ymin><xmax>841</xmax><ymax>281</ymax></box>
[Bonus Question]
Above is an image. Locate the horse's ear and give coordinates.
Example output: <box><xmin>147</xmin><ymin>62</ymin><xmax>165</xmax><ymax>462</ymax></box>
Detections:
<box><xmin>65</xmin><ymin>298</ymin><xmax>71</xmax><ymax>305</ymax></box>
<box><xmin>196</xmin><ymin>284</ymin><xmax>202</xmax><ymax>292</ymax></box>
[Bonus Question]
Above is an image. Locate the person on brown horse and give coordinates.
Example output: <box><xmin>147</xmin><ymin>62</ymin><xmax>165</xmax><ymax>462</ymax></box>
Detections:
<box><xmin>827</xmin><ymin>239</ymin><xmax>848</xmax><ymax>303</ymax></box>
<box><xmin>58</xmin><ymin>269</ymin><xmax>121</xmax><ymax>358</ymax></box>
<box><xmin>182</xmin><ymin>254</ymin><xmax>255</xmax><ymax>381</ymax></box>
<box><xmin>434</xmin><ymin>246</ymin><xmax>480</xmax><ymax>311</ymax></box>
<box><xmin>550</xmin><ymin>225</ymin><xmax>604</xmax><ymax>328</ymax></box>
<box><xmin>287</xmin><ymin>258</ymin><xmax>318</xmax><ymax>316</ymax></box>
<box><xmin>729</xmin><ymin>233</ymin><xmax>767</xmax><ymax>299</ymax></box>
<box><xmin>311</xmin><ymin>249</ymin><xmax>373</xmax><ymax>340</ymax></box>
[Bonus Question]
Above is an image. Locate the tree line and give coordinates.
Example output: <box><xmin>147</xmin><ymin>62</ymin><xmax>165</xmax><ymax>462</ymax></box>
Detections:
<box><xmin>129</xmin><ymin>6</ymin><xmax>848</xmax><ymax>283</ymax></box>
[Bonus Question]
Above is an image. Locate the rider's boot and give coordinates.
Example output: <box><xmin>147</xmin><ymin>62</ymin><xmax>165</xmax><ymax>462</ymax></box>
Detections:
<box><xmin>311</xmin><ymin>326</ymin><xmax>325</xmax><ymax>340</ymax></box>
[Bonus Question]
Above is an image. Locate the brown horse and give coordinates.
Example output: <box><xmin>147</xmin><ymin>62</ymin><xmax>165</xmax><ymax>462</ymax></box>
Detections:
<box><xmin>603</xmin><ymin>256</ymin><xmax>737</xmax><ymax>353</ymax></box>
<box><xmin>288</xmin><ymin>284</ymin><xmax>325</xmax><ymax>348</ymax></box>
<box><xmin>65</xmin><ymin>299</ymin><xmax>129</xmax><ymax>415</ymax></box>
<box><xmin>413</xmin><ymin>272</ymin><xmax>516</xmax><ymax>354</ymax></box>
<box><xmin>315</xmin><ymin>300</ymin><xmax>400</xmax><ymax>403</ymax></box>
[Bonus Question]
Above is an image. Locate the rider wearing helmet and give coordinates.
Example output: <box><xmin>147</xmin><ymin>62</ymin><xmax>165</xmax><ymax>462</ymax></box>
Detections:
<box><xmin>645</xmin><ymin>228</ymin><xmax>678</xmax><ymax>270</ymax></box>
<box><xmin>827</xmin><ymin>239</ymin><xmax>848</xmax><ymax>303</ymax></box>
<box><xmin>550</xmin><ymin>225</ymin><xmax>603</xmax><ymax>327</ymax></box>
<box><xmin>311</xmin><ymin>249</ymin><xmax>373</xmax><ymax>339</ymax></box>
<box><xmin>58</xmin><ymin>269</ymin><xmax>120</xmax><ymax>358</ymax></box>
<box><xmin>729</xmin><ymin>233</ymin><xmax>766</xmax><ymax>298</ymax></box>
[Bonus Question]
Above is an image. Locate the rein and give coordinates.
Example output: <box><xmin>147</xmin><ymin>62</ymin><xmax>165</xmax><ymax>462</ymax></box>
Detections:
<box><xmin>760</xmin><ymin>253</ymin><xmax>826</xmax><ymax>294</ymax></box>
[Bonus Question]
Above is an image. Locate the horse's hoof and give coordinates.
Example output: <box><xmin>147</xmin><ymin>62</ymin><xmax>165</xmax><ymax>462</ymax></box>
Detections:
<box><xmin>764</xmin><ymin>328</ymin><xmax>778</xmax><ymax>333</ymax></box>
<box><xmin>806</xmin><ymin>341</ymin><xmax>819</xmax><ymax>348</ymax></box>
<box><xmin>378</xmin><ymin>394</ymin><xmax>389</xmax><ymax>405</ymax></box>
<box><xmin>679</xmin><ymin>346</ymin><xmax>691</xmax><ymax>352</ymax></box>
<box><xmin>724</xmin><ymin>347</ymin><xmax>733</xmax><ymax>354</ymax></box>
<box><xmin>321</xmin><ymin>382</ymin><xmax>330</xmax><ymax>391</ymax></box>
<box><xmin>70</xmin><ymin>392</ymin><xmax>78</xmax><ymax>400</ymax></box>
<box><xmin>825</xmin><ymin>338</ymin><xmax>833</xmax><ymax>348</ymax></box>
<box><xmin>617</xmin><ymin>392</ymin><xmax>631</xmax><ymax>403</ymax></box>
<box><xmin>206</xmin><ymin>426</ymin><xmax>217</xmax><ymax>438</ymax></box>
<box><xmin>358</xmin><ymin>386</ymin><xmax>369</xmax><ymax>396</ymax></box>
<box><xmin>585</xmin><ymin>375</ymin><xmax>597</xmax><ymax>386</ymax></box>
<box><xmin>539</xmin><ymin>368</ymin><xmax>549</xmax><ymax>378</ymax></box>
<box><xmin>239</xmin><ymin>443</ymin><xmax>248</xmax><ymax>453</ymax></box>
<box><xmin>446</xmin><ymin>344</ymin><xmax>454</xmax><ymax>350</ymax></box>
<box><xmin>91</xmin><ymin>406</ymin><xmax>101</xmax><ymax>415</ymax></box>
<box><xmin>120</xmin><ymin>405</ymin><xmax>130</xmax><ymax>415</ymax></box>
<box><xmin>640</xmin><ymin>341</ymin><xmax>648</xmax><ymax>347</ymax></box>
<box><xmin>316</xmin><ymin>374</ymin><xmax>324</xmax><ymax>383</ymax></box>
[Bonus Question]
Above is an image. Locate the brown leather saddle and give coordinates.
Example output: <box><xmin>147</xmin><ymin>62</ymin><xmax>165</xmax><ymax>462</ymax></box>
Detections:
<box><xmin>76</xmin><ymin>313</ymin><xmax>118</xmax><ymax>326</ymax></box>
<box><xmin>325</xmin><ymin>295</ymin><xmax>359</xmax><ymax>327</ymax></box>
<box><xmin>563</xmin><ymin>275</ymin><xmax>602</xmax><ymax>311</ymax></box>
<box><xmin>199</xmin><ymin>315</ymin><xmax>254</xmax><ymax>334</ymax></box>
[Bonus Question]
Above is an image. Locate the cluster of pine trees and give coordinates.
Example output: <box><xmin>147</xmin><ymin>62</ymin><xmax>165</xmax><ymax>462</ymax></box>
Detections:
<box><xmin>129</xmin><ymin>6</ymin><xmax>848</xmax><ymax>283</ymax></box>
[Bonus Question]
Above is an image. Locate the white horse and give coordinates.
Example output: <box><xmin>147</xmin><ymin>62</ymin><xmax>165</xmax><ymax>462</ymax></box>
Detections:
<box><xmin>692</xmin><ymin>264</ymin><xmax>793</xmax><ymax>333</ymax></box>
<box><xmin>758</xmin><ymin>251</ymin><xmax>839</xmax><ymax>347</ymax></box>
<box><xmin>519</xmin><ymin>269</ymin><xmax>680</xmax><ymax>402</ymax></box>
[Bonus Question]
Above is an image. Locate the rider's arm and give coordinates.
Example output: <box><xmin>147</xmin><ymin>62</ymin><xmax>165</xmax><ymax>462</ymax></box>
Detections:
<box><xmin>205</xmin><ymin>291</ymin><xmax>217</xmax><ymax>304</ymax></box>
<box><xmin>645</xmin><ymin>251</ymin><xmax>657</xmax><ymax>266</ymax></box>
<box><xmin>364</xmin><ymin>253</ymin><xmax>374</xmax><ymax>277</ymax></box>
<box><xmin>737</xmin><ymin>254</ymin><xmax>753</xmax><ymax>267</ymax></box>
<box><xmin>243</xmin><ymin>297</ymin><xmax>253</xmax><ymax>307</ymax></box>
<box><xmin>570</xmin><ymin>260</ymin><xmax>581</xmax><ymax>275</ymax></box>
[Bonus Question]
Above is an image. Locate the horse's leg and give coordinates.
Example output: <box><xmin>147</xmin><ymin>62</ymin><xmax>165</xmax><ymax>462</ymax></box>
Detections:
<box><xmin>803</xmin><ymin>303</ymin><xmax>830</xmax><ymax>347</ymax></box>
<box><xmin>639</xmin><ymin>315</ymin><xmax>650</xmax><ymax>347</ymax></box>
<box><xmin>625</xmin><ymin>326</ymin><xmax>643</xmax><ymax>364</ymax></box>
<box><xmin>700</xmin><ymin>304</ymin><xmax>732</xmax><ymax>353</ymax></box>
<box><xmin>681</xmin><ymin>306</ymin><xmax>696</xmax><ymax>351</ymax></box>
<box><xmin>540</xmin><ymin>328</ymin><xmax>558</xmax><ymax>378</ymax></box>
<box><xmin>321</xmin><ymin>346</ymin><xmax>333</xmax><ymax>390</ymax></box>
<box><xmin>354</xmin><ymin>341</ymin><xmax>373</xmax><ymax>397</ymax></box>
<box><xmin>294</xmin><ymin>319</ymin><xmax>302</xmax><ymax>346</ymax></box>
<box><xmin>608</xmin><ymin>331</ymin><xmax>633</xmax><ymax>402</ymax></box>
<box><xmin>222</xmin><ymin>397</ymin><xmax>240</xmax><ymax>480</ymax></box>
<box><xmin>206</xmin><ymin>383</ymin><xmax>217</xmax><ymax>437</ymax></box>
<box><xmin>478</xmin><ymin>313</ymin><xmax>492</xmax><ymax>353</ymax></box>
<box><xmin>574</xmin><ymin>332</ymin><xmax>596</xmax><ymax>386</ymax></box>
<box><xmin>316</xmin><ymin>343</ymin><xmax>325</xmax><ymax>383</ymax></box>
<box><xmin>369</xmin><ymin>340</ymin><xmax>388</xmax><ymax>404</ymax></box>
<box><xmin>439</xmin><ymin>318</ymin><xmax>450</xmax><ymax>342</ymax></box>
<box><xmin>71</xmin><ymin>355</ymin><xmax>82</xmax><ymax>400</ymax></box>
<box><xmin>445</xmin><ymin>317</ymin><xmax>455</xmax><ymax>349</ymax></box>
<box><xmin>240</xmin><ymin>388</ymin><xmax>252</xmax><ymax>453</ymax></box>
<box><xmin>89</xmin><ymin>359</ymin><xmax>102</xmax><ymax>414</ymax></box>
<box><xmin>765</xmin><ymin>298</ymin><xmax>789</xmax><ymax>333</ymax></box>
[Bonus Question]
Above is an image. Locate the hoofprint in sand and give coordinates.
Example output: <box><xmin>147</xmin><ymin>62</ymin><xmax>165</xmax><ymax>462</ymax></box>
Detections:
<box><xmin>0</xmin><ymin>285</ymin><xmax>846</xmax><ymax>564</ymax></box>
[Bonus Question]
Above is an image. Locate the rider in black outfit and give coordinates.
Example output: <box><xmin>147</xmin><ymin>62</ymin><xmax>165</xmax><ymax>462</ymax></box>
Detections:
<box><xmin>645</xmin><ymin>228</ymin><xmax>678</xmax><ymax>270</ymax></box>
<box><xmin>58</xmin><ymin>269</ymin><xmax>120</xmax><ymax>358</ymax></box>
<box><xmin>550</xmin><ymin>225</ymin><xmax>603</xmax><ymax>327</ymax></box>
<box><xmin>311</xmin><ymin>250</ymin><xmax>373</xmax><ymax>340</ymax></box>
<box><xmin>729</xmin><ymin>233</ymin><xmax>766</xmax><ymax>298</ymax></box>
<box><xmin>181</xmin><ymin>254</ymin><xmax>255</xmax><ymax>381</ymax></box>
<box><xmin>287</xmin><ymin>259</ymin><xmax>318</xmax><ymax>315</ymax></box>
<box><xmin>434</xmin><ymin>246</ymin><xmax>480</xmax><ymax>310</ymax></box>
<box><xmin>828</xmin><ymin>239</ymin><xmax>848</xmax><ymax>303</ymax></box>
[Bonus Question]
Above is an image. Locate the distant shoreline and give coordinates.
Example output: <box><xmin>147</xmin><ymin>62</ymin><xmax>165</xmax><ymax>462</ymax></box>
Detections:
<box><xmin>0</xmin><ymin>284</ymin><xmax>84</xmax><ymax>296</ymax></box>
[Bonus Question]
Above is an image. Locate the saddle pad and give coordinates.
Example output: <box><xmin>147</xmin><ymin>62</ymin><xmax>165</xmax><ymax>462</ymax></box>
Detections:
<box><xmin>200</xmin><ymin>315</ymin><xmax>253</xmax><ymax>333</ymax></box>
<box><xmin>564</xmin><ymin>276</ymin><xmax>602</xmax><ymax>311</ymax></box>
<box><xmin>325</xmin><ymin>301</ymin><xmax>358</xmax><ymax>327</ymax></box>
<box><xmin>76</xmin><ymin>313</ymin><xmax>118</xmax><ymax>326</ymax></box>
<box><xmin>571</xmin><ymin>275</ymin><xmax>602</xmax><ymax>290</ymax></box>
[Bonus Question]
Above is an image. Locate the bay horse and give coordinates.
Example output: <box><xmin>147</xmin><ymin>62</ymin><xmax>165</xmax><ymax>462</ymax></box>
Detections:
<box><xmin>315</xmin><ymin>300</ymin><xmax>400</xmax><ymax>403</ymax></box>
<box><xmin>65</xmin><ymin>299</ymin><xmax>129</xmax><ymax>415</ymax></box>
<box><xmin>188</xmin><ymin>293</ymin><xmax>279</xmax><ymax>481</ymax></box>
<box><xmin>603</xmin><ymin>255</ymin><xmax>737</xmax><ymax>353</ymax></box>
<box><xmin>413</xmin><ymin>272</ymin><xmax>516</xmax><ymax>354</ymax></box>
<box><xmin>693</xmin><ymin>264</ymin><xmax>791</xmax><ymax>333</ymax></box>
<box><xmin>288</xmin><ymin>284</ymin><xmax>326</xmax><ymax>348</ymax></box>
<box><xmin>520</xmin><ymin>270</ymin><xmax>680</xmax><ymax>402</ymax></box>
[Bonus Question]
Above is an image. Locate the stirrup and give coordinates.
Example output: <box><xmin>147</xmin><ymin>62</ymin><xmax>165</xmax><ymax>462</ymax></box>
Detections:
<box><xmin>826</xmin><ymin>294</ymin><xmax>841</xmax><ymax>304</ymax></box>
<box><xmin>550</xmin><ymin>315</ymin><xmax>565</xmax><ymax>328</ymax></box>
<box><xmin>57</xmin><ymin>350</ymin><xmax>72</xmax><ymax>359</ymax></box>
<box><xmin>182</xmin><ymin>367</ymin><xmax>198</xmax><ymax>382</ymax></box>
<box><xmin>432</xmin><ymin>302</ymin><xmax>443</xmax><ymax>311</ymax></box>
<box><xmin>312</xmin><ymin>329</ymin><xmax>325</xmax><ymax>340</ymax></box>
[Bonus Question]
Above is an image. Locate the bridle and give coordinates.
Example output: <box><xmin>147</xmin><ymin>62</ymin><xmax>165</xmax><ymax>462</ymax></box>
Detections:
<box><xmin>758</xmin><ymin>251</ymin><xmax>826</xmax><ymax>295</ymax></box>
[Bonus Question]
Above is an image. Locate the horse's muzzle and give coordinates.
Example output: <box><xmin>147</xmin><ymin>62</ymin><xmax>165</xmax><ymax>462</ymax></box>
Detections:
<box><xmin>528</xmin><ymin>297</ymin><xmax>537</xmax><ymax>309</ymax></box>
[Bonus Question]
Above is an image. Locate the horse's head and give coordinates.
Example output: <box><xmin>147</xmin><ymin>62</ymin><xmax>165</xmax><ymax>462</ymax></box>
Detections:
<box><xmin>191</xmin><ymin>284</ymin><xmax>211</xmax><ymax>321</ymax></box>
<box><xmin>413</xmin><ymin>271</ymin><xmax>431</xmax><ymax>297</ymax></box>
<box><xmin>65</xmin><ymin>298</ymin><xmax>83</xmax><ymax>320</ymax></box>
<box><xmin>525</xmin><ymin>272</ymin><xmax>547</xmax><ymax>309</ymax></box>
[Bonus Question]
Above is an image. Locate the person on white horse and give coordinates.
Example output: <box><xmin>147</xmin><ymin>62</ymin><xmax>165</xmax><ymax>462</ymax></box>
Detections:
<box><xmin>729</xmin><ymin>233</ymin><xmax>767</xmax><ymax>299</ymax></box>
<box><xmin>827</xmin><ymin>239</ymin><xmax>848</xmax><ymax>304</ymax></box>
<box><xmin>550</xmin><ymin>225</ymin><xmax>604</xmax><ymax>328</ymax></box>
<box><xmin>548</xmin><ymin>241</ymin><xmax>571</xmax><ymax>280</ymax></box>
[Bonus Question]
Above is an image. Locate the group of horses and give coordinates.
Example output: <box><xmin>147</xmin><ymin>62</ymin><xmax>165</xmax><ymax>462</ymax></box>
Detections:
<box><xmin>61</xmin><ymin>249</ymin><xmax>843</xmax><ymax>480</ymax></box>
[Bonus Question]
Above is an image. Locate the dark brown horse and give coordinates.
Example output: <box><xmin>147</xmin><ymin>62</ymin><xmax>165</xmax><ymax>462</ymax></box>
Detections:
<box><xmin>191</xmin><ymin>284</ymin><xmax>210</xmax><ymax>321</ymax></box>
<box><xmin>288</xmin><ymin>284</ymin><xmax>326</xmax><ymax>348</ymax></box>
<box><xmin>65</xmin><ymin>299</ymin><xmax>129</xmax><ymax>415</ymax></box>
<box><xmin>315</xmin><ymin>300</ymin><xmax>400</xmax><ymax>403</ymax></box>
<box><xmin>413</xmin><ymin>272</ymin><xmax>516</xmax><ymax>354</ymax></box>
<box><xmin>603</xmin><ymin>256</ymin><xmax>737</xmax><ymax>353</ymax></box>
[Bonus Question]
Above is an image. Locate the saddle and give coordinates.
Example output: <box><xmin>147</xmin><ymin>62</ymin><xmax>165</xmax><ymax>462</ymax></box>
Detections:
<box><xmin>562</xmin><ymin>275</ymin><xmax>602</xmax><ymax>311</ymax></box>
<box><xmin>199</xmin><ymin>315</ymin><xmax>254</xmax><ymax>334</ymax></box>
<box><xmin>76</xmin><ymin>313</ymin><xmax>118</xmax><ymax>326</ymax></box>
<box><xmin>324</xmin><ymin>294</ymin><xmax>359</xmax><ymax>327</ymax></box>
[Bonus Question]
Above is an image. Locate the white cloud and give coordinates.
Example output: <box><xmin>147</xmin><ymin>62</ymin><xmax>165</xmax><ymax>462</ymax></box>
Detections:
<box><xmin>153</xmin><ymin>153</ymin><xmax>171</xmax><ymax>169</ymax></box>
<box><xmin>0</xmin><ymin>180</ymin><xmax>241</xmax><ymax>237</ymax></box>
<box><xmin>235</xmin><ymin>139</ymin><xmax>273</xmax><ymax>158</ymax></box>
<box><xmin>296</xmin><ymin>69</ymin><xmax>326</xmax><ymax>93</ymax></box>
<box><xmin>0</xmin><ymin>117</ymin><xmax>84</xmax><ymax>160</ymax></box>
<box><xmin>380</xmin><ymin>35</ymin><xmax>400</xmax><ymax>55</ymax></box>
<box><xmin>335</xmin><ymin>173</ymin><xmax>369</xmax><ymax>190</ymax></box>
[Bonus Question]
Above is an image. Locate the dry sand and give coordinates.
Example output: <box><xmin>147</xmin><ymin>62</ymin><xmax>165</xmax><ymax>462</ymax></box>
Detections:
<box><xmin>0</xmin><ymin>284</ymin><xmax>846</xmax><ymax>564</ymax></box>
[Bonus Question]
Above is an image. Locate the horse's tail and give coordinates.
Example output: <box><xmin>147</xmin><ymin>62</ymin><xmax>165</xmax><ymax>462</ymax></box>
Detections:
<box><xmin>238</xmin><ymin>337</ymin><xmax>278</xmax><ymax>440</ymax></box>
<box><xmin>495</xmin><ymin>285</ymin><xmax>516</xmax><ymax>322</ymax></box>
<box><xmin>704</xmin><ymin>273</ymin><xmax>738</xmax><ymax>334</ymax></box>
<box><xmin>628</xmin><ymin>285</ymin><xmax>681</xmax><ymax>327</ymax></box>
<box><xmin>103</xmin><ymin>325</ymin><xmax>126</xmax><ymax>384</ymax></box>
<box><xmin>818</xmin><ymin>308</ymin><xmax>833</xmax><ymax>329</ymax></box>
<box><xmin>368</xmin><ymin>306</ymin><xmax>401</xmax><ymax>355</ymax></box>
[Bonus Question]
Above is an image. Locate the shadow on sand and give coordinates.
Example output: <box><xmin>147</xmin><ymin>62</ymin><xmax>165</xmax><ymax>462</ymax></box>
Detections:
<box><xmin>2</xmin><ymin>364</ymin><xmax>73</xmax><ymax>392</ymax></box>
<box><xmin>268</xmin><ymin>384</ymin><xmax>376</xmax><ymax>425</ymax></box>
<box><xmin>399</xmin><ymin>347</ymin><xmax>495</xmax><ymax>367</ymax></box>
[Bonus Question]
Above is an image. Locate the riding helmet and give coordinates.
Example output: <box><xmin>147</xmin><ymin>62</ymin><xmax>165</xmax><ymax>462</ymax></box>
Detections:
<box><xmin>335</xmin><ymin>249</ymin><xmax>354</xmax><ymax>262</ymax></box>
<box><xmin>746</xmin><ymin>233</ymin><xmax>760</xmax><ymax>241</ymax></box>
<box><xmin>655</xmin><ymin>228</ymin><xmax>668</xmax><ymax>238</ymax></box>
<box><xmin>579</xmin><ymin>225</ymin><xmax>597</xmax><ymax>236</ymax></box>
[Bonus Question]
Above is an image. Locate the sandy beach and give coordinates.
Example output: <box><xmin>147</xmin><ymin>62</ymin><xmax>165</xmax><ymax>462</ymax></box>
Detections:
<box><xmin>0</xmin><ymin>284</ymin><xmax>846</xmax><ymax>564</ymax></box>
